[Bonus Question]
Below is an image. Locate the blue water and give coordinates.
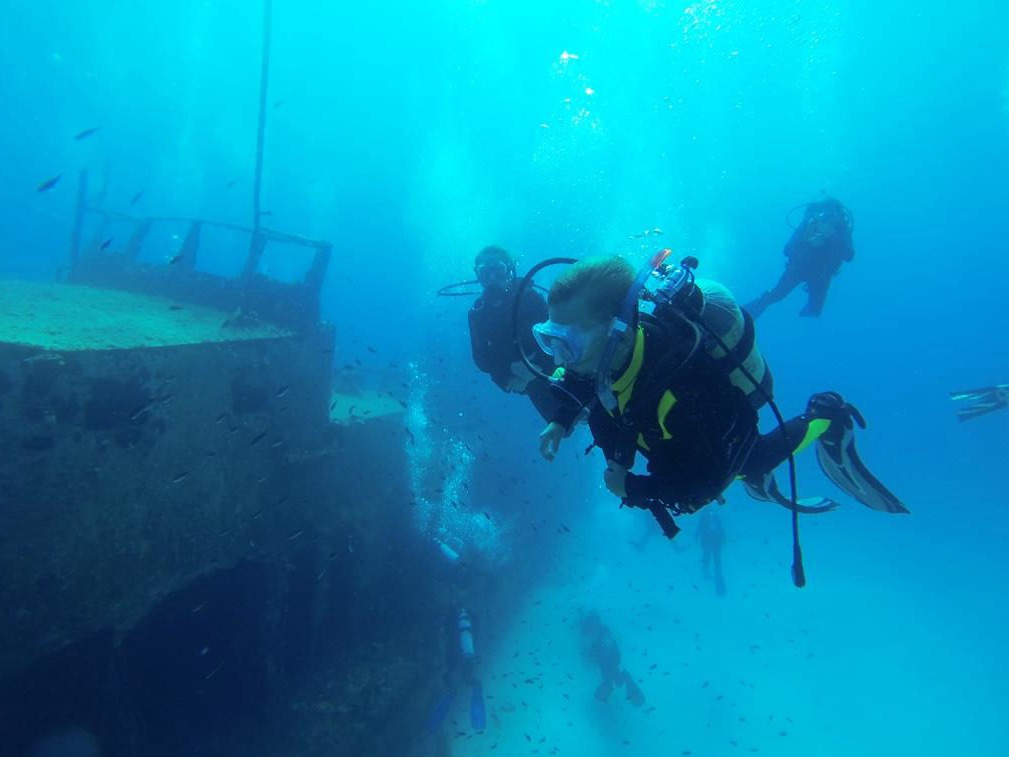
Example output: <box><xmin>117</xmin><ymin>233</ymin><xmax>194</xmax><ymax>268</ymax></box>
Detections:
<box><xmin>2</xmin><ymin>0</ymin><xmax>1008</xmax><ymax>755</ymax></box>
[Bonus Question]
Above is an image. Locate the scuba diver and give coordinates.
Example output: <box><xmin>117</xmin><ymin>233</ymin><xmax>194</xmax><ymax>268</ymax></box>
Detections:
<box><xmin>527</xmin><ymin>252</ymin><xmax>906</xmax><ymax>584</ymax></box>
<box><xmin>950</xmin><ymin>385</ymin><xmax>1009</xmax><ymax>422</ymax></box>
<box><xmin>746</xmin><ymin>197</ymin><xmax>855</xmax><ymax>318</ymax></box>
<box><xmin>578</xmin><ymin>610</ymin><xmax>645</xmax><ymax>707</ymax></box>
<box><xmin>696</xmin><ymin>510</ymin><xmax>727</xmax><ymax>597</ymax></box>
<box><xmin>426</xmin><ymin>540</ymin><xmax>486</xmax><ymax>736</ymax></box>
<box><xmin>457</xmin><ymin>245</ymin><xmax>561</xmax><ymax>422</ymax></box>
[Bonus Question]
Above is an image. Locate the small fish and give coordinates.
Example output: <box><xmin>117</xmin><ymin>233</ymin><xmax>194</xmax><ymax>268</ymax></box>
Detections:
<box><xmin>37</xmin><ymin>174</ymin><xmax>61</xmax><ymax>192</ymax></box>
<box><xmin>225</xmin><ymin>179</ymin><xmax>237</xmax><ymax>190</ymax></box>
<box><xmin>168</xmin><ymin>253</ymin><xmax>184</xmax><ymax>265</ymax></box>
<box><xmin>74</xmin><ymin>127</ymin><xmax>101</xmax><ymax>141</ymax></box>
<box><xmin>168</xmin><ymin>304</ymin><xmax>183</xmax><ymax>311</ymax></box>
<box><xmin>129</xmin><ymin>190</ymin><xmax>145</xmax><ymax>205</ymax></box>
<box><xmin>276</xmin><ymin>385</ymin><xmax>290</xmax><ymax>397</ymax></box>
<box><xmin>250</xmin><ymin>431</ymin><xmax>267</xmax><ymax>446</ymax></box>
<box><xmin>99</xmin><ymin>238</ymin><xmax>112</xmax><ymax>250</ymax></box>
<box><xmin>171</xmin><ymin>472</ymin><xmax>189</xmax><ymax>483</ymax></box>
<box><xmin>272</xmin><ymin>100</ymin><xmax>285</xmax><ymax>108</ymax></box>
<box><xmin>130</xmin><ymin>401</ymin><xmax>154</xmax><ymax>420</ymax></box>
<box><xmin>366</xmin><ymin>346</ymin><xmax>377</xmax><ymax>353</ymax></box>
<box><xmin>287</xmin><ymin>529</ymin><xmax>304</xmax><ymax>541</ymax></box>
<box><xmin>204</xmin><ymin>661</ymin><xmax>224</xmax><ymax>680</ymax></box>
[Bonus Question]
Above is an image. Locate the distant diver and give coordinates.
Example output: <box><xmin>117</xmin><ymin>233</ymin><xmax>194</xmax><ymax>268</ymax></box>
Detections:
<box><xmin>578</xmin><ymin>610</ymin><xmax>645</xmax><ymax>707</ymax></box>
<box><xmin>696</xmin><ymin>510</ymin><xmax>727</xmax><ymax>597</ymax></box>
<box><xmin>746</xmin><ymin>197</ymin><xmax>855</xmax><ymax>318</ymax></box>
<box><xmin>426</xmin><ymin>539</ymin><xmax>486</xmax><ymax>736</ymax></box>
<box><xmin>950</xmin><ymin>385</ymin><xmax>1009</xmax><ymax>422</ymax></box>
<box><xmin>441</xmin><ymin>246</ymin><xmax>562</xmax><ymax>422</ymax></box>
<box><xmin>523</xmin><ymin>253</ymin><xmax>906</xmax><ymax>585</ymax></box>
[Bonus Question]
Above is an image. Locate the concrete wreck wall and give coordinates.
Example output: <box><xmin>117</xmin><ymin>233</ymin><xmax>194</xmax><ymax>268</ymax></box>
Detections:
<box><xmin>0</xmin><ymin>326</ymin><xmax>337</xmax><ymax>679</ymax></box>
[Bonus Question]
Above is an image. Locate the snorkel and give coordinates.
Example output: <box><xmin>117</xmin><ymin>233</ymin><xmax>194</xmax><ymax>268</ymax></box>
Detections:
<box><xmin>592</xmin><ymin>248</ymin><xmax>673</xmax><ymax>411</ymax></box>
<box><xmin>513</xmin><ymin>251</ymin><xmax>697</xmax><ymax>408</ymax></box>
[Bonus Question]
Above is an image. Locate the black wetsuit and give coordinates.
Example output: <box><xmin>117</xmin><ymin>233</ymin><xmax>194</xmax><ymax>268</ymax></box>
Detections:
<box><xmin>468</xmin><ymin>285</ymin><xmax>560</xmax><ymax>422</ymax></box>
<box><xmin>697</xmin><ymin>510</ymin><xmax>727</xmax><ymax>596</ymax></box>
<box><xmin>580</xmin><ymin>612</ymin><xmax>644</xmax><ymax>706</ymax></box>
<box><xmin>553</xmin><ymin>313</ymin><xmax>810</xmax><ymax>514</ymax></box>
<box><xmin>747</xmin><ymin>199</ymin><xmax>854</xmax><ymax>318</ymax></box>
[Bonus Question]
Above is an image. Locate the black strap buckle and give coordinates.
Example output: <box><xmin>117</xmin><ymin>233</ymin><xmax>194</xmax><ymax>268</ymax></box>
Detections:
<box><xmin>623</xmin><ymin>497</ymin><xmax>682</xmax><ymax>540</ymax></box>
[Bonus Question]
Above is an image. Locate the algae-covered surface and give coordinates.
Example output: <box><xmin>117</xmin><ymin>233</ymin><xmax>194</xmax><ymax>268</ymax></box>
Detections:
<box><xmin>329</xmin><ymin>391</ymin><xmax>405</xmax><ymax>424</ymax></box>
<box><xmin>0</xmin><ymin>280</ymin><xmax>291</xmax><ymax>350</ymax></box>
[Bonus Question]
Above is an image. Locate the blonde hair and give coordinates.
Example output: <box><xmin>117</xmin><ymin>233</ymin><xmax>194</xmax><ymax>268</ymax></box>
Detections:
<box><xmin>548</xmin><ymin>256</ymin><xmax>635</xmax><ymax>323</ymax></box>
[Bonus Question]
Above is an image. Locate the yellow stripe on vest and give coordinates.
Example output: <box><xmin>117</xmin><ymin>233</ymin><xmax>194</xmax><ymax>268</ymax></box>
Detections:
<box><xmin>657</xmin><ymin>390</ymin><xmax>677</xmax><ymax>439</ymax></box>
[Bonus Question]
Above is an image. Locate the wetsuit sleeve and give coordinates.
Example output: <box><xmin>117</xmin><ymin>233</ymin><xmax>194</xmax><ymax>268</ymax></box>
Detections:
<box><xmin>517</xmin><ymin>289</ymin><xmax>550</xmax><ymax>369</ymax></box>
<box><xmin>468</xmin><ymin>306</ymin><xmax>511</xmax><ymax>390</ymax></box>
<box><xmin>841</xmin><ymin>235</ymin><xmax>855</xmax><ymax>262</ymax></box>
<box><xmin>624</xmin><ymin>471</ymin><xmax>673</xmax><ymax>500</ymax></box>
<box><xmin>782</xmin><ymin>233</ymin><xmax>801</xmax><ymax>259</ymax></box>
<box><xmin>545</xmin><ymin>369</ymin><xmax>594</xmax><ymax>430</ymax></box>
<box><xmin>548</xmin><ymin>382</ymin><xmax>585</xmax><ymax>429</ymax></box>
<box><xmin>468</xmin><ymin>307</ymin><xmax>493</xmax><ymax>374</ymax></box>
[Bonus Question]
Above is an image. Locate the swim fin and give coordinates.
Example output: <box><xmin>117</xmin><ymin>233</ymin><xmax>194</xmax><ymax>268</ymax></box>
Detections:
<box><xmin>425</xmin><ymin>690</ymin><xmax>455</xmax><ymax>734</ymax></box>
<box><xmin>622</xmin><ymin>673</ymin><xmax>646</xmax><ymax>707</ymax></box>
<box><xmin>950</xmin><ymin>385</ymin><xmax>1009</xmax><ymax>421</ymax></box>
<box><xmin>741</xmin><ymin>470</ymin><xmax>840</xmax><ymax>514</ymax></box>
<box><xmin>594</xmin><ymin>679</ymin><xmax>613</xmax><ymax>703</ymax></box>
<box><xmin>808</xmin><ymin>392</ymin><xmax>909</xmax><ymax>514</ymax></box>
<box><xmin>470</xmin><ymin>682</ymin><xmax>486</xmax><ymax>731</ymax></box>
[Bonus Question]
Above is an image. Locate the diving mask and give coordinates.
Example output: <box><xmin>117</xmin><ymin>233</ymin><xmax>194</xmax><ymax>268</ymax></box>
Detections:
<box><xmin>532</xmin><ymin>319</ymin><xmax>598</xmax><ymax>366</ymax></box>
<box><xmin>475</xmin><ymin>260</ymin><xmax>512</xmax><ymax>288</ymax></box>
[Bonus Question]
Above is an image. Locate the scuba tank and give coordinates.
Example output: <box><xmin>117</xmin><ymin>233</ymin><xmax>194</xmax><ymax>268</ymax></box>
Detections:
<box><xmin>434</xmin><ymin>538</ymin><xmax>461</xmax><ymax>565</ymax></box>
<box><xmin>458</xmin><ymin>608</ymin><xmax>476</xmax><ymax>660</ymax></box>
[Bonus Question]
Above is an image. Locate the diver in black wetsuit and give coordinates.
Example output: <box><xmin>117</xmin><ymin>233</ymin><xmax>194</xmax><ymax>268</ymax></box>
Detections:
<box><xmin>747</xmin><ymin>198</ymin><xmax>855</xmax><ymax>318</ymax></box>
<box><xmin>579</xmin><ymin>610</ymin><xmax>645</xmax><ymax>707</ymax></box>
<box><xmin>696</xmin><ymin>510</ymin><xmax>727</xmax><ymax>597</ymax></box>
<box><xmin>468</xmin><ymin>246</ymin><xmax>560</xmax><ymax>422</ymax></box>
<box><xmin>534</xmin><ymin>256</ymin><xmax>908</xmax><ymax>526</ymax></box>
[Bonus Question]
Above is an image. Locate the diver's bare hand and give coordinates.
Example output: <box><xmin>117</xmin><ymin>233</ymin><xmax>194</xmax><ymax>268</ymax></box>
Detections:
<box><xmin>539</xmin><ymin>422</ymin><xmax>566</xmax><ymax>461</ymax></box>
<box><xmin>604</xmin><ymin>460</ymin><xmax>628</xmax><ymax>498</ymax></box>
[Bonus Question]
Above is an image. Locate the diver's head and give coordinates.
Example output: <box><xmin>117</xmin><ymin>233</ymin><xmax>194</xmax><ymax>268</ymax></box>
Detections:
<box><xmin>474</xmin><ymin>245</ymin><xmax>516</xmax><ymax>293</ymax></box>
<box><xmin>534</xmin><ymin>256</ymin><xmax>635</xmax><ymax>376</ymax></box>
<box><xmin>804</xmin><ymin>199</ymin><xmax>846</xmax><ymax>246</ymax></box>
